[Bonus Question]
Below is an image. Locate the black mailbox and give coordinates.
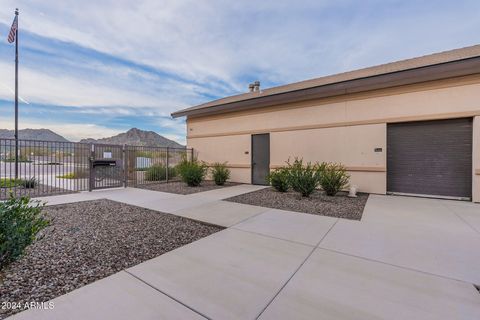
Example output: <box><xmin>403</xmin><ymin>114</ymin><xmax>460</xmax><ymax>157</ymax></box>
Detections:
<box><xmin>92</xmin><ymin>159</ymin><xmax>117</xmax><ymax>167</ymax></box>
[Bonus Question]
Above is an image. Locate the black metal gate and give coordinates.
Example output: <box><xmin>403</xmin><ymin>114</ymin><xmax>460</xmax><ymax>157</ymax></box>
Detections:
<box><xmin>89</xmin><ymin>144</ymin><xmax>125</xmax><ymax>190</ymax></box>
<box><xmin>1</xmin><ymin>138</ymin><xmax>192</xmax><ymax>199</ymax></box>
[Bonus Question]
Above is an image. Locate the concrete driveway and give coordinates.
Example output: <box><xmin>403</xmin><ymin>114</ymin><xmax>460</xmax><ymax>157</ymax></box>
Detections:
<box><xmin>322</xmin><ymin>195</ymin><xmax>480</xmax><ymax>284</ymax></box>
<box><xmin>10</xmin><ymin>189</ymin><xmax>480</xmax><ymax>320</ymax></box>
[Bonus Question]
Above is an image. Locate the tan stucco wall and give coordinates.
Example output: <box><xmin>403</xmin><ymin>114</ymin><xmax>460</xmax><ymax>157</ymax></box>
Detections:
<box><xmin>188</xmin><ymin>125</ymin><xmax>388</xmax><ymax>190</ymax></box>
<box><xmin>270</xmin><ymin>124</ymin><xmax>386</xmax><ymax>193</ymax></box>
<box><xmin>187</xmin><ymin>135</ymin><xmax>252</xmax><ymax>183</ymax></box>
<box><xmin>188</xmin><ymin>134</ymin><xmax>251</xmax><ymax>164</ymax></box>
<box><xmin>473</xmin><ymin>116</ymin><xmax>480</xmax><ymax>203</ymax></box>
<box><xmin>187</xmin><ymin>76</ymin><xmax>480</xmax><ymax>137</ymax></box>
<box><xmin>187</xmin><ymin>75</ymin><xmax>480</xmax><ymax>198</ymax></box>
<box><xmin>227</xmin><ymin>168</ymin><xmax>251</xmax><ymax>184</ymax></box>
<box><xmin>270</xmin><ymin>124</ymin><xmax>385</xmax><ymax>166</ymax></box>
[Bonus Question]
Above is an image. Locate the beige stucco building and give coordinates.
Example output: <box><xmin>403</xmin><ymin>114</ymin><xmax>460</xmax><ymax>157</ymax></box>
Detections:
<box><xmin>172</xmin><ymin>45</ymin><xmax>480</xmax><ymax>202</ymax></box>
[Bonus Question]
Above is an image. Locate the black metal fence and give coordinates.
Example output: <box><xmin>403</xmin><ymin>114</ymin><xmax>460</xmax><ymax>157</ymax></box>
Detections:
<box><xmin>125</xmin><ymin>145</ymin><xmax>193</xmax><ymax>187</ymax></box>
<box><xmin>0</xmin><ymin>138</ymin><xmax>192</xmax><ymax>200</ymax></box>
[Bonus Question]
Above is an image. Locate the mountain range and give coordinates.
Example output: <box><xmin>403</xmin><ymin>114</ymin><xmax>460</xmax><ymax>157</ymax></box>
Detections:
<box><xmin>80</xmin><ymin>128</ymin><xmax>184</xmax><ymax>148</ymax></box>
<box><xmin>0</xmin><ymin>128</ymin><xmax>70</xmax><ymax>142</ymax></box>
<box><xmin>0</xmin><ymin>128</ymin><xmax>183</xmax><ymax>148</ymax></box>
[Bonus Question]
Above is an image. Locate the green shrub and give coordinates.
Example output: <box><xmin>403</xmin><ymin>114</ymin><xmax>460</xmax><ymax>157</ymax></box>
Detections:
<box><xmin>268</xmin><ymin>168</ymin><xmax>290</xmax><ymax>192</ymax></box>
<box><xmin>320</xmin><ymin>163</ymin><xmax>350</xmax><ymax>196</ymax></box>
<box><xmin>21</xmin><ymin>177</ymin><xmax>37</xmax><ymax>189</ymax></box>
<box><xmin>211</xmin><ymin>162</ymin><xmax>230</xmax><ymax>186</ymax></box>
<box><xmin>0</xmin><ymin>196</ymin><xmax>48</xmax><ymax>269</ymax></box>
<box><xmin>176</xmin><ymin>156</ymin><xmax>208</xmax><ymax>187</ymax></box>
<box><xmin>145</xmin><ymin>164</ymin><xmax>177</xmax><ymax>181</ymax></box>
<box><xmin>286</xmin><ymin>158</ymin><xmax>322</xmax><ymax>197</ymax></box>
<box><xmin>57</xmin><ymin>173</ymin><xmax>76</xmax><ymax>179</ymax></box>
<box><xmin>0</xmin><ymin>178</ymin><xmax>21</xmax><ymax>188</ymax></box>
<box><xmin>0</xmin><ymin>178</ymin><xmax>37</xmax><ymax>189</ymax></box>
<box><xmin>57</xmin><ymin>170</ymin><xmax>89</xmax><ymax>179</ymax></box>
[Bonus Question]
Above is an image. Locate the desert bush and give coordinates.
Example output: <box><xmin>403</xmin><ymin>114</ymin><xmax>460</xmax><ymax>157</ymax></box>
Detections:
<box><xmin>268</xmin><ymin>168</ymin><xmax>290</xmax><ymax>192</ymax></box>
<box><xmin>0</xmin><ymin>196</ymin><xmax>48</xmax><ymax>270</ymax></box>
<box><xmin>211</xmin><ymin>162</ymin><xmax>230</xmax><ymax>186</ymax></box>
<box><xmin>57</xmin><ymin>173</ymin><xmax>76</xmax><ymax>179</ymax></box>
<box><xmin>57</xmin><ymin>170</ymin><xmax>89</xmax><ymax>179</ymax></box>
<box><xmin>21</xmin><ymin>177</ymin><xmax>37</xmax><ymax>189</ymax></box>
<box><xmin>0</xmin><ymin>178</ymin><xmax>21</xmax><ymax>188</ymax></box>
<box><xmin>286</xmin><ymin>158</ymin><xmax>322</xmax><ymax>197</ymax></box>
<box><xmin>145</xmin><ymin>164</ymin><xmax>176</xmax><ymax>181</ymax></box>
<box><xmin>176</xmin><ymin>156</ymin><xmax>208</xmax><ymax>187</ymax></box>
<box><xmin>320</xmin><ymin>163</ymin><xmax>350</xmax><ymax>196</ymax></box>
<box><xmin>166</xmin><ymin>166</ymin><xmax>177</xmax><ymax>179</ymax></box>
<box><xmin>0</xmin><ymin>178</ymin><xmax>37</xmax><ymax>189</ymax></box>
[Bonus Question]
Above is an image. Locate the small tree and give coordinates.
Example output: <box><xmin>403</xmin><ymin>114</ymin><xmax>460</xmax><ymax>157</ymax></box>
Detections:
<box><xmin>211</xmin><ymin>162</ymin><xmax>230</xmax><ymax>186</ymax></box>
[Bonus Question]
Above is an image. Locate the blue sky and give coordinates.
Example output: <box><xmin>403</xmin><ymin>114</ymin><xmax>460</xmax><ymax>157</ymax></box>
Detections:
<box><xmin>0</xmin><ymin>0</ymin><xmax>479</xmax><ymax>144</ymax></box>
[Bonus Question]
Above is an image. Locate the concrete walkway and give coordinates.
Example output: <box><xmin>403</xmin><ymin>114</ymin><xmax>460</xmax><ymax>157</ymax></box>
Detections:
<box><xmin>10</xmin><ymin>188</ymin><xmax>480</xmax><ymax>320</ymax></box>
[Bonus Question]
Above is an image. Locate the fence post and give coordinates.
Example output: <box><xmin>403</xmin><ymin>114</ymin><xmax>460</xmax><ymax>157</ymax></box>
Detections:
<box><xmin>123</xmin><ymin>144</ymin><xmax>127</xmax><ymax>188</ymax></box>
<box><xmin>166</xmin><ymin>147</ymin><xmax>169</xmax><ymax>183</ymax></box>
<box><xmin>88</xmin><ymin>144</ymin><xmax>94</xmax><ymax>192</ymax></box>
<box><xmin>191</xmin><ymin>148</ymin><xmax>194</xmax><ymax>161</ymax></box>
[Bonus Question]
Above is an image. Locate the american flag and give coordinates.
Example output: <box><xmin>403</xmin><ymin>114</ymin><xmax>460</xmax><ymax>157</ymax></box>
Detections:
<box><xmin>7</xmin><ymin>16</ymin><xmax>18</xmax><ymax>43</ymax></box>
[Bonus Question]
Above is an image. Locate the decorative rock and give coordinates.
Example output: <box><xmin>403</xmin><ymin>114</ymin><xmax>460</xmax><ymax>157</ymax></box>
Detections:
<box><xmin>227</xmin><ymin>187</ymin><xmax>368</xmax><ymax>220</ymax></box>
<box><xmin>0</xmin><ymin>199</ymin><xmax>222</xmax><ymax>319</ymax></box>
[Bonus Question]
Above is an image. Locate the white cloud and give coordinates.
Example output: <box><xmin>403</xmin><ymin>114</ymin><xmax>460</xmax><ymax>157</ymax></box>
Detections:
<box><xmin>3</xmin><ymin>0</ymin><xmax>479</xmax><ymax>89</ymax></box>
<box><xmin>0</xmin><ymin>61</ymin><xmax>186</xmax><ymax>108</ymax></box>
<box><xmin>0</xmin><ymin>119</ymin><xmax>122</xmax><ymax>141</ymax></box>
<box><xmin>1</xmin><ymin>1</ymin><xmax>332</xmax><ymax>89</ymax></box>
<box><xmin>162</xmin><ymin>133</ymin><xmax>186</xmax><ymax>146</ymax></box>
<box><xmin>157</xmin><ymin>117</ymin><xmax>186</xmax><ymax>133</ymax></box>
<box><xmin>2</xmin><ymin>0</ymin><xmax>480</xmax><ymax>101</ymax></box>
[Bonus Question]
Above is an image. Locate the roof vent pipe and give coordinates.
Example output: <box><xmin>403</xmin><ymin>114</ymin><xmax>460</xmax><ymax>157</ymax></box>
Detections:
<box><xmin>248</xmin><ymin>83</ymin><xmax>255</xmax><ymax>92</ymax></box>
<box><xmin>253</xmin><ymin>81</ymin><xmax>260</xmax><ymax>92</ymax></box>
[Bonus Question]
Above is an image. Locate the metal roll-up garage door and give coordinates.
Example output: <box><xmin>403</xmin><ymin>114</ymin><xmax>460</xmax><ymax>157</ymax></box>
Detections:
<box><xmin>387</xmin><ymin>118</ymin><xmax>472</xmax><ymax>199</ymax></box>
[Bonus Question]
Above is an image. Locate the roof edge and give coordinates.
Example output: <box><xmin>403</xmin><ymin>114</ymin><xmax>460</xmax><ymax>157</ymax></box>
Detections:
<box><xmin>172</xmin><ymin>46</ymin><xmax>480</xmax><ymax>119</ymax></box>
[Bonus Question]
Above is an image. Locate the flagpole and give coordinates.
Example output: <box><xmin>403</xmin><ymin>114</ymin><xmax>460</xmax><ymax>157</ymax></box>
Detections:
<box><xmin>14</xmin><ymin>8</ymin><xmax>19</xmax><ymax>179</ymax></box>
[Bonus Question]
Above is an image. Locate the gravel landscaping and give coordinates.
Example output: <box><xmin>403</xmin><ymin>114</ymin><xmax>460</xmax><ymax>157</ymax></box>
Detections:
<box><xmin>226</xmin><ymin>187</ymin><xmax>368</xmax><ymax>220</ymax></box>
<box><xmin>0</xmin><ymin>199</ymin><xmax>222</xmax><ymax>319</ymax></box>
<box><xmin>136</xmin><ymin>180</ymin><xmax>241</xmax><ymax>195</ymax></box>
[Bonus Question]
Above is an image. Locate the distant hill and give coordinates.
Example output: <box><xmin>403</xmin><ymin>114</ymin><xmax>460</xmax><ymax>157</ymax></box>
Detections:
<box><xmin>0</xmin><ymin>127</ymin><xmax>183</xmax><ymax>148</ymax></box>
<box><xmin>0</xmin><ymin>129</ymin><xmax>70</xmax><ymax>142</ymax></box>
<box><xmin>80</xmin><ymin>128</ymin><xmax>184</xmax><ymax>148</ymax></box>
